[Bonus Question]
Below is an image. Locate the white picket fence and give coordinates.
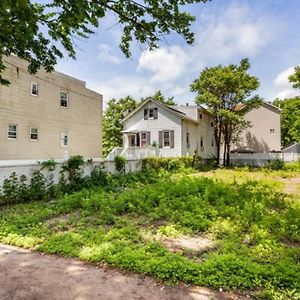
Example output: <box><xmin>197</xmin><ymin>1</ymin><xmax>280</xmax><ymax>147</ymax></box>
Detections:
<box><xmin>0</xmin><ymin>158</ymin><xmax>142</xmax><ymax>190</ymax></box>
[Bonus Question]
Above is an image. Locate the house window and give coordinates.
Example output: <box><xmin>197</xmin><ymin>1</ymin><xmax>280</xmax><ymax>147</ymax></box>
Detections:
<box><xmin>186</xmin><ymin>132</ymin><xmax>190</xmax><ymax>148</ymax></box>
<box><xmin>30</xmin><ymin>127</ymin><xmax>38</xmax><ymax>141</ymax></box>
<box><xmin>144</xmin><ymin>108</ymin><xmax>158</xmax><ymax>120</ymax></box>
<box><xmin>210</xmin><ymin>122</ymin><xmax>214</xmax><ymax>127</ymax></box>
<box><xmin>270</xmin><ymin>129</ymin><xmax>275</xmax><ymax>133</ymax></box>
<box><xmin>60</xmin><ymin>91</ymin><xmax>69</xmax><ymax>107</ymax></box>
<box><xmin>140</xmin><ymin>132</ymin><xmax>147</xmax><ymax>147</ymax></box>
<box><xmin>61</xmin><ymin>132</ymin><xmax>68</xmax><ymax>147</ymax></box>
<box><xmin>199</xmin><ymin>113</ymin><xmax>202</xmax><ymax>120</ymax></box>
<box><xmin>8</xmin><ymin>124</ymin><xmax>17</xmax><ymax>139</ymax></box>
<box><xmin>163</xmin><ymin>130</ymin><xmax>170</xmax><ymax>148</ymax></box>
<box><xmin>31</xmin><ymin>82</ymin><xmax>38</xmax><ymax>96</ymax></box>
<box><xmin>200</xmin><ymin>137</ymin><xmax>204</xmax><ymax>150</ymax></box>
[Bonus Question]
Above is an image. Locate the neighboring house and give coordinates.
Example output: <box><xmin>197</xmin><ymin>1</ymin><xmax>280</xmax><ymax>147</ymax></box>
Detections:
<box><xmin>233</xmin><ymin>102</ymin><xmax>282</xmax><ymax>153</ymax></box>
<box><xmin>110</xmin><ymin>98</ymin><xmax>216</xmax><ymax>159</ymax></box>
<box><xmin>0</xmin><ymin>55</ymin><xmax>102</xmax><ymax>160</ymax></box>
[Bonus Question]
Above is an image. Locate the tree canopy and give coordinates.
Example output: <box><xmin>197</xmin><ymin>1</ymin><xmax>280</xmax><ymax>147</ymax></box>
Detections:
<box><xmin>190</xmin><ymin>58</ymin><xmax>260</xmax><ymax>165</ymax></box>
<box><xmin>289</xmin><ymin>66</ymin><xmax>300</xmax><ymax>89</ymax></box>
<box><xmin>0</xmin><ymin>0</ymin><xmax>209</xmax><ymax>85</ymax></box>
<box><xmin>274</xmin><ymin>97</ymin><xmax>300</xmax><ymax>146</ymax></box>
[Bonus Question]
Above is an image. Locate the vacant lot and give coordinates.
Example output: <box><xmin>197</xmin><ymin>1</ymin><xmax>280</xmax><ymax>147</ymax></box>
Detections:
<box><xmin>0</xmin><ymin>166</ymin><xmax>299</xmax><ymax>299</ymax></box>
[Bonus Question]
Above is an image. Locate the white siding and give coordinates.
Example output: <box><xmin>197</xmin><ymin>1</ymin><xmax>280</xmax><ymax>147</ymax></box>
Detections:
<box><xmin>123</xmin><ymin>102</ymin><xmax>182</xmax><ymax>157</ymax></box>
<box><xmin>181</xmin><ymin>120</ymin><xmax>198</xmax><ymax>156</ymax></box>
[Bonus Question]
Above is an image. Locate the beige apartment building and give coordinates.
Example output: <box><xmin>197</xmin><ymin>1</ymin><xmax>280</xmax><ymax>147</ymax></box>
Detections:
<box><xmin>0</xmin><ymin>56</ymin><xmax>102</xmax><ymax>160</ymax></box>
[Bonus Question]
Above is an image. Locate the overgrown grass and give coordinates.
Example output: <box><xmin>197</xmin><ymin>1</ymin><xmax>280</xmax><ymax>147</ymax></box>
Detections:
<box><xmin>0</xmin><ymin>168</ymin><xmax>299</xmax><ymax>299</ymax></box>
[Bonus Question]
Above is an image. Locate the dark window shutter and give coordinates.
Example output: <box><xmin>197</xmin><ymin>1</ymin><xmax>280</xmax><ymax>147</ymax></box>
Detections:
<box><xmin>153</xmin><ymin>108</ymin><xmax>158</xmax><ymax>119</ymax></box>
<box><xmin>136</xmin><ymin>133</ymin><xmax>140</xmax><ymax>147</ymax></box>
<box><xmin>170</xmin><ymin>130</ymin><xmax>175</xmax><ymax>148</ymax></box>
<box><xmin>147</xmin><ymin>131</ymin><xmax>151</xmax><ymax>146</ymax></box>
<box><xmin>144</xmin><ymin>109</ymin><xmax>148</xmax><ymax>120</ymax></box>
<box><xmin>158</xmin><ymin>131</ymin><xmax>163</xmax><ymax>148</ymax></box>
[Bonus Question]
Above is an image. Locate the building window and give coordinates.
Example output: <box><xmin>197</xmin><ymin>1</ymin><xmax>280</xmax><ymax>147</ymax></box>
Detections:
<box><xmin>30</xmin><ymin>127</ymin><xmax>38</xmax><ymax>141</ymax></box>
<box><xmin>270</xmin><ymin>129</ymin><xmax>275</xmax><ymax>133</ymax></box>
<box><xmin>163</xmin><ymin>130</ymin><xmax>170</xmax><ymax>148</ymax></box>
<box><xmin>140</xmin><ymin>132</ymin><xmax>147</xmax><ymax>147</ymax></box>
<box><xmin>31</xmin><ymin>82</ymin><xmax>38</xmax><ymax>96</ymax></box>
<box><xmin>8</xmin><ymin>124</ymin><xmax>17</xmax><ymax>139</ymax></box>
<box><xmin>211</xmin><ymin>122</ymin><xmax>214</xmax><ymax>127</ymax></box>
<box><xmin>61</xmin><ymin>132</ymin><xmax>68</xmax><ymax>147</ymax></box>
<box><xmin>199</xmin><ymin>113</ymin><xmax>202</xmax><ymax>120</ymax></box>
<box><xmin>60</xmin><ymin>91</ymin><xmax>69</xmax><ymax>108</ymax></box>
<box><xmin>144</xmin><ymin>108</ymin><xmax>158</xmax><ymax>120</ymax></box>
<box><xmin>200</xmin><ymin>137</ymin><xmax>204</xmax><ymax>150</ymax></box>
<box><xmin>186</xmin><ymin>132</ymin><xmax>190</xmax><ymax>148</ymax></box>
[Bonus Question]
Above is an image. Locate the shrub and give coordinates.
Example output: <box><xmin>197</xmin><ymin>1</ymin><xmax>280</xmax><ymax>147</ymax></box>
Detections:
<box><xmin>114</xmin><ymin>156</ymin><xmax>126</xmax><ymax>173</ymax></box>
<box><xmin>268</xmin><ymin>159</ymin><xmax>284</xmax><ymax>170</ymax></box>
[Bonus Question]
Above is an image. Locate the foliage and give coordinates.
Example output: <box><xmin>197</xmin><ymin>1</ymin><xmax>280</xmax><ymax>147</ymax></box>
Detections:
<box><xmin>289</xmin><ymin>66</ymin><xmax>300</xmax><ymax>90</ymax></box>
<box><xmin>267</xmin><ymin>159</ymin><xmax>285</xmax><ymax>171</ymax></box>
<box><xmin>190</xmin><ymin>58</ymin><xmax>261</xmax><ymax>166</ymax></box>
<box><xmin>273</xmin><ymin>97</ymin><xmax>300</xmax><ymax>146</ymax></box>
<box><xmin>114</xmin><ymin>156</ymin><xmax>126</xmax><ymax>174</ymax></box>
<box><xmin>61</xmin><ymin>155</ymin><xmax>85</xmax><ymax>183</ymax></box>
<box><xmin>40</xmin><ymin>159</ymin><xmax>57</xmax><ymax>172</ymax></box>
<box><xmin>141</xmin><ymin>90</ymin><xmax>177</xmax><ymax>106</ymax></box>
<box><xmin>0</xmin><ymin>170</ymin><xmax>299</xmax><ymax>298</ymax></box>
<box><xmin>103</xmin><ymin>96</ymin><xmax>138</xmax><ymax>156</ymax></box>
<box><xmin>0</xmin><ymin>0</ymin><xmax>208</xmax><ymax>85</ymax></box>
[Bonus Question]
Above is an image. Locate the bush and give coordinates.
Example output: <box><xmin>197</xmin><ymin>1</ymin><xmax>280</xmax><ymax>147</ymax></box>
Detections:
<box><xmin>114</xmin><ymin>156</ymin><xmax>126</xmax><ymax>173</ymax></box>
<box><xmin>268</xmin><ymin>159</ymin><xmax>285</xmax><ymax>170</ymax></box>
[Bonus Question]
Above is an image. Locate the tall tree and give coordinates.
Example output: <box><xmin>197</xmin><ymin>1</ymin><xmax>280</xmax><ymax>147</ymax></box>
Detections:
<box><xmin>289</xmin><ymin>66</ymin><xmax>300</xmax><ymax>89</ymax></box>
<box><xmin>190</xmin><ymin>58</ymin><xmax>260</xmax><ymax>166</ymax></box>
<box><xmin>102</xmin><ymin>96</ymin><xmax>137</xmax><ymax>156</ymax></box>
<box><xmin>141</xmin><ymin>90</ymin><xmax>176</xmax><ymax>105</ymax></box>
<box><xmin>0</xmin><ymin>0</ymin><xmax>209</xmax><ymax>85</ymax></box>
<box><xmin>274</xmin><ymin>97</ymin><xmax>300</xmax><ymax>146</ymax></box>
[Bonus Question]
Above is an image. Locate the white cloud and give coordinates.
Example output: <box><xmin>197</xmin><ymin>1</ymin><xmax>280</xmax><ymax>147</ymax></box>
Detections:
<box><xmin>97</xmin><ymin>43</ymin><xmax>121</xmax><ymax>64</ymax></box>
<box><xmin>138</xmin><ymin>46</ymin><xmax>190</xmax><ymax>83</ymax></box>
<box><xmin>273</xmin><ymin>66</ymin><xmax>299</xmax><ymax>99</ymax></box>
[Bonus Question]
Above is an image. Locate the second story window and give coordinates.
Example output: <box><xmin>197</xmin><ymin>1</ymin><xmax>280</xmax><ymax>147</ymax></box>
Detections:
<box><xmin>144</xmin><ymin>108</ymin><xmax>158</xmax><ymax>120</ymax></box>
<box><xmin>30</xmin><ymin>127</ymin><xmax>39</xmax><ymax>141</ymax></box>
<box><xmin>186</xmin><ymin>132</ymin><xmax>190</xmax><ymax>148</ymax></box>
<box><xmin>31</xmin><ymin>82</ymin><xmax>38</xmax><ymax>96</ymax></box>
<box><xmin>61</xmin><ymin>131</ymin><xmax>68</xmax><ymax>147</ymax></box>
<box><xmin>270</xmin><ymin>129</ymin><xmax>275</xmax><ymax>133</ymax></box>
<box><xmin>60</xmin><ymin>91</ymin><xmax>69</xmax><ymax>108</ymax></box>
<box><xmin>8</xmin><ymin>124</ymin><xmax>17</xmax><ymax>139</ymax></box>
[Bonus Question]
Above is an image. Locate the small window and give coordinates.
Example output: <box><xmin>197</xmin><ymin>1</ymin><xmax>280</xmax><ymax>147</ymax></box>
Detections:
<box><xmin>31</xmin><ymin>82</ymin><xmax>38</xmax><ymax>96</ymax></box>
<box><xmin>200</xmin><ymin>137</ymin><xmax>204</xmax><ymax>149</ymax></box>
<box><xmin>163</xmin><ymin>131</ymin><xmax>170</xmax><ymax>148</ymax></box>
<box><xmin>140</xmin><ymin>132</ymin><xmax>147</xmax><ymax>147</ymax></box>
<box><xmin>61</xmin><ymin>132</ymin><xmax>68</xmax><ymax>147</ymax></box>
<box><xmin>149</xmin><ymin>109</ymin><xmax>154</xmax><ymax>119</ymax></box>
<box><xmin>186</xmin><ymin>132</ymin><xmax>190</xmax><ymax>148</ymax></box>
<box><xmin>210</xmin><ymin>122</ymin><xmax>214</xmax><ymax>127</ymax></box>
<box><xmin>270</xmin><ymin>129</ymin><xmax>275</xmax><ymax>133</ymax></box>
<box><xmin>30</xmin><ymin>127</ymin><xmax>38</xmax><ymax>141</ymax></box>
<box><xmin>199</xmin><ymin>113</ymin><xmax>202</xmax><ymax>120</ymax></box>
<box><xmin>8</xmin><ymin>124</ymin><xmax>17</xmax><ymax>139</ymax></box>
<box><xmin>60</xmin><ymin>91</ymin><xmax>69</xmax><ymax>108</ymax></box>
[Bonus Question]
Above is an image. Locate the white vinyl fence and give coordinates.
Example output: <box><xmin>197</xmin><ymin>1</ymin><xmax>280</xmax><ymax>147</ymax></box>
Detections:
<box><xmin>0</xmin><ymin>158</ymin><xmax>142</xmax><ymax>191</ymax></box>
<box><xmin>230</xmin><ymin>152</ymin><xmax>300</xmax><ymax>167</ymax></box>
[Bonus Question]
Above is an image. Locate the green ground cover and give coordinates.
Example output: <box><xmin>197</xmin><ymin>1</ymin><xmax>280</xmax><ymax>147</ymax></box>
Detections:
<box><xmin>0</xmin><ymin>165</ymin><xmax>299</xmax><ymax>299</ymax></box>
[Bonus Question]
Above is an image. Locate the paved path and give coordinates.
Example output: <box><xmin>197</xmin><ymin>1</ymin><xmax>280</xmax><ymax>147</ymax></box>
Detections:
<box><xmin>0</xmin><ymin>244</ymin><xmax>243</xmax><ymax>300</ymax></box>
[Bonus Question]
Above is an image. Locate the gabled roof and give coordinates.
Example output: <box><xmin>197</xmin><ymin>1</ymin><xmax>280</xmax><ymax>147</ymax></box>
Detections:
<box><xmin>235</xmin><ymin>102</ymin><xmax>281</xmax><ymax>114</ymax></box>
<box><xmin>120</xmin><ymin>98</ymin><xmax>199</xmax><ymax>124</ymax></box>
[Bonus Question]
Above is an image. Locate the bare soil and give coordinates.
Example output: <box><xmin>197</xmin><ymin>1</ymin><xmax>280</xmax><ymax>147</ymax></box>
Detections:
<box><xmin>0</xmin><ymin>244</ymin><xmax>248</xmax><ymax>300</ymax></box>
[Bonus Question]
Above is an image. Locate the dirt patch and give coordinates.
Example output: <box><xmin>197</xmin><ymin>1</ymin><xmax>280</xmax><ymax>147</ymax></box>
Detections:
<box><xmin>162</xmin><ymin>235</ymin><xmax>216</xmax><ymax>254</ymax></box>
<box><xmin>280</xmin><ymin>177</ymin><xmax>300</xmax><ymax>195</ymax></box>
<box><xmin>0</xmin><ymin>244</ymin><xmax>250</xmax><ymax>300</ymax></box>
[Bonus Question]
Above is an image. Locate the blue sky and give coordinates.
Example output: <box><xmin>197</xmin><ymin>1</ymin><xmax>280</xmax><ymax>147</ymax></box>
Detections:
<box><xmin>54</xmin><ymin>0</ymin><xmax>300</xmax><ymax>107</ymax></box>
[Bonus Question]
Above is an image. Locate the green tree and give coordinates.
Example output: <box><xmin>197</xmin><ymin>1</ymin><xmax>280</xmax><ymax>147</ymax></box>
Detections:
<box><xmin>141</xmin><ymin>90</ymin><xmax>176</xmax><ymax>105</ymax></box>
<box><xmin>102</xmin><ymin>96</ymin><xmax>137</xmax><ymax>156</ymax></box>
<box><xmin>289</xmin><ymin>66</ymin><xmax>300</xmax><ymax>89</ymax></box>
<box><xmin>274</xmin><ymin>97</ymin><xmax>300</xmax><ymax>146</ymax></box>
<box><xmin>190</xmin><ymin>58</ymin><xmax>260</xmax><ymax>166</ymax></box>
<box><xmin>0</xmin><ymin>0</ymin><xmax>209</xmax><ymax>85</ymax></box>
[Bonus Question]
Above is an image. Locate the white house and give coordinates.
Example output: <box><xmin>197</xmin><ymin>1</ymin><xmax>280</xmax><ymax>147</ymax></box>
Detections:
<box><xmin>108</xmin><ymin>98</ymin><xmax>216</xmax><ymax>159</ymax></box>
